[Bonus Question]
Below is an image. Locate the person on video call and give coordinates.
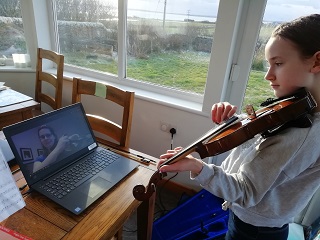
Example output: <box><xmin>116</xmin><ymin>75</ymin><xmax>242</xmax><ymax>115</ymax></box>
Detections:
<box><xmin>33</xmin><ymin>125</ymin><xmax>81</xmax><ymax>172</ymax></box>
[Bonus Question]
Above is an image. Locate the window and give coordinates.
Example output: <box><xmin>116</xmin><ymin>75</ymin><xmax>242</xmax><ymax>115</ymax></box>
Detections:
<box><xmin>55</xmin><ymin>0</ymin><xmax>219</xmax><ymax>96</ymax></box>
<box><xmin>55</xmin><ymin>0</ymin><xmax>118</xmax><ymax>74</ymax></box>
<box><xmin>126</xmin><ymin>0</ymin><xmax>219</xmax><ymax>94</ymax></box>
<box><xmin>0</xmin><ymin>0</ymin><xmax>27</xmax><ymax>66</ymax></box>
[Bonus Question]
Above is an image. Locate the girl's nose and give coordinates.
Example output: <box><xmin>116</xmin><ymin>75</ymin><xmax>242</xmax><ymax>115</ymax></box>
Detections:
<box><xmin>264</xmin><ymin>68</ymin><xmax>275</xmax><ymax>81</ymax></box>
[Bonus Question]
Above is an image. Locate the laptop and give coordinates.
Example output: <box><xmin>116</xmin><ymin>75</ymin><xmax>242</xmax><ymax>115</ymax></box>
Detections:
<box><xmin>3</xmin><ymin>102</ymin><xmax>139</xmax><ymax>215</ymax></box>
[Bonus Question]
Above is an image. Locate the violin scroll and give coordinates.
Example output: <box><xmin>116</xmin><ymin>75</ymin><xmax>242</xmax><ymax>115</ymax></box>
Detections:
<box><xmin>133</xmin><ymin>171</ymin><xmax>167</xmax><ymax>201</ymax></box>
<box><xmin>133</xmin><ymin>184</ymin><xmax>151</xmax><ymax>201</ymax></box>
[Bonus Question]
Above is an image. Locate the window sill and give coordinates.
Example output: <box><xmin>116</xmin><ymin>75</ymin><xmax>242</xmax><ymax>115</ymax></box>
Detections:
<box><xmin>2</xmin><ymin>66</ymin><xmax>207</xmax><ymax>116</ymax></box>
<box><xmin>0</xmin><ymin>66</ymin><xmax>33</xmax><ymax>73</ymax></box>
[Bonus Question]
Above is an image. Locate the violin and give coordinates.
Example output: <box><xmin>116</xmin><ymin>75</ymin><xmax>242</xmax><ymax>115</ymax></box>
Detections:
<box><xmin>133</xmin><ymin>88</ymin><xmax>317</xmax><ymax>201</ymax></box>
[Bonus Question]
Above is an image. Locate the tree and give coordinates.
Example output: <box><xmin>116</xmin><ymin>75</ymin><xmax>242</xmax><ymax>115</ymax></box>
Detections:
<box><xmin>0</xmin><ymin>0</ymin><xmax>21</xmax><ymax>17</ymax></box>
<box><xmin>55</xmin><ymin>0</ymin><xmax>115</xmax><ymax>22</ymax></box>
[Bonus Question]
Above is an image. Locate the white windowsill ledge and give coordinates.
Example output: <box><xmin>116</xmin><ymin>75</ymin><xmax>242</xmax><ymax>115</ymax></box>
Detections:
<box><xmin>0</xmin><ymin>66</ymin><xmax>208</xmax><ymax>117</ymax></box>
<box><xmin>0</xmin><ymin>66</ymin><xmax>33</xmax><ymax>73</ymax></box>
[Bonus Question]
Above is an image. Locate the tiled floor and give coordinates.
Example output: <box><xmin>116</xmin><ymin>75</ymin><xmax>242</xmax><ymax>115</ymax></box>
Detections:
<box><xmin>122</xmin><ymin>185</ymin><xmax>190</xmax><ymax>240</ymax></box>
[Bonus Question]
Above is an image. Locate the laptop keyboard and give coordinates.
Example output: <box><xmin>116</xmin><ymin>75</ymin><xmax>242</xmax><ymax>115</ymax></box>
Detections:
<box><xmin>40</xmin><ymin>150</ymin><xmax>120</xmax><ymax>199</ymax></box>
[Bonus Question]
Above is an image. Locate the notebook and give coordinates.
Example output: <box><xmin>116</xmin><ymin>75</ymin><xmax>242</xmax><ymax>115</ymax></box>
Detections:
<box><xmin>3</xmin><ymin>102</ymin><xmax>139</xmax><ymax>215</ymax></box>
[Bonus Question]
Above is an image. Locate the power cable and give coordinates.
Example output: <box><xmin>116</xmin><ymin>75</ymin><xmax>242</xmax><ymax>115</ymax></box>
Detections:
<box><xmin>170</xmin><ymin>127</ymin><xmax>176</xmax><ymax>150</ymax></box>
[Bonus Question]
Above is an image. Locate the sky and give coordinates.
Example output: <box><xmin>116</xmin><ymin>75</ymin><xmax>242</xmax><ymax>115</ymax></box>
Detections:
<box><xmin>127</xmin><ymin>0</ymin><xmax>320</xmax><ymax>22</ymax></box>
<box><xmin>264</xmin><ymin>0</ymin><xmax>320</xmax><ymax>22</ymax></box>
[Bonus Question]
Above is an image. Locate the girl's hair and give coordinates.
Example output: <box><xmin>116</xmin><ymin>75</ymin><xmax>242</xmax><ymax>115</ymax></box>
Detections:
<box><xmin>272</xmin><ymin>14</ymin><xmax>320</xmax><ymax>58</ymax></box>
<box><xmin>38</xmin><ymin>125</ymin><xmax>58</xmax><ymax>155</ymax></box>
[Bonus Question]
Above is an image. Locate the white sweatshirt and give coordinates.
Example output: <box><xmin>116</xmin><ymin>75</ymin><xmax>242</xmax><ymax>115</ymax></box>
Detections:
<box><xmin>193</xmin><ymin>113</ymin><xmax>320</xmax><ymax>227</ymax></box>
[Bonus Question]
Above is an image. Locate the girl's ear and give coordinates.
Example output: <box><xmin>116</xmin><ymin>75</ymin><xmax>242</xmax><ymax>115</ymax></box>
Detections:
<box><xmin>311</xmin><ymin>51</ymin><xmax>320</xmax><ymax>73</ymax></box>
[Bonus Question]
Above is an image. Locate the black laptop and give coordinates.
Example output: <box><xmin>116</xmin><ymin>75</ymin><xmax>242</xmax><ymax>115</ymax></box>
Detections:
<box><xmin>3</xmin><ymin>102</ymin><xmax>139</xmax><ymax>215</ymax></box>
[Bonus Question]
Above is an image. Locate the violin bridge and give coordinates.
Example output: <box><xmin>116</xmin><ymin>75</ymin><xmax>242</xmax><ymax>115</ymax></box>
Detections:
<box><xmin>245</xmin><ymin>104</ymin><xmax>256</xmax><ymax>118</ymax></box>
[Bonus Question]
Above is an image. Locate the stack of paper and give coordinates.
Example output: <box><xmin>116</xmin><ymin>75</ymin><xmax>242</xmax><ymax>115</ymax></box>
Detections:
<box><xmin>0</xmin><ymin>149</ymin><xmax>26</xmax><ymax>222</ymax></box>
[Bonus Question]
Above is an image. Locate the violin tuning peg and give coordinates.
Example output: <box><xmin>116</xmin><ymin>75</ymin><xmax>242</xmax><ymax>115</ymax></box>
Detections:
<box><xmin>245</xmin><ymin>104</ymin><xmax>256</xmax><ymax>118</ymax></box>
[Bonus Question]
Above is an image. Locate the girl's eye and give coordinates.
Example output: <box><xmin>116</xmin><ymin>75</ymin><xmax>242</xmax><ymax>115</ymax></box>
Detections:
<box><xmin>275</xmin><ymin>62</ymin><xmax>282</xmax><ymax>66</ymax></box>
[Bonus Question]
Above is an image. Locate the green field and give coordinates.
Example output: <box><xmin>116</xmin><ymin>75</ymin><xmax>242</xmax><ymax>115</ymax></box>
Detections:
<box><xmin>244</xmin><ymin>71</ymin><xmax>274</xmax><ymax>110</ymax></box>
<box><xmin>66</xmin><ymin>50</ymin><xmax>273</xmax><ymax>111</ymax></box>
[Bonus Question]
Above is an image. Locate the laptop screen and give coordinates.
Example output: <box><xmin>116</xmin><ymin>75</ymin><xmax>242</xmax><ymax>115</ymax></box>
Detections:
<box><xmin>3</xmin><ymin>103</ymin><xmax>97</xmax><ymax>185</ymax></box>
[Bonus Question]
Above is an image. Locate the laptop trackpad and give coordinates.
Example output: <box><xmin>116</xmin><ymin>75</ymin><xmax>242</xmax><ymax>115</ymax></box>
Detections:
<box><xmin>82</xmin><ymin>177</ymin><xmax>112</xmax><ymax>198</ymax></box>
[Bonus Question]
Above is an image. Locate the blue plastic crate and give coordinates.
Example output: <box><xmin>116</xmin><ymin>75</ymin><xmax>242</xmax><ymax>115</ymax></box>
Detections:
<box><xmin>152</xmin><ymin>189</ymin><xmax>229</xmax><ymax>240</ymax></box>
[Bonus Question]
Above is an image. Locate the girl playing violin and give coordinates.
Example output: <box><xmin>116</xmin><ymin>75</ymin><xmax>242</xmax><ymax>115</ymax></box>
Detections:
<box><xmin>158</xmin><ymin>14</ymin><xmax>320</xmax><ymax>240</ymax></box>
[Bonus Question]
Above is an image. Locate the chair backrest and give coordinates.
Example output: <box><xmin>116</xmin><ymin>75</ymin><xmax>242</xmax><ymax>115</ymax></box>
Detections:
<box><xmin>72</xmin><ymin>77</ymin><xmax>135</xmax><ymax>150</ymax></box>
<box><xmin>35</xmin><ymin>48</ymin><xmax>64</xmax><ymax>112</ymax></box>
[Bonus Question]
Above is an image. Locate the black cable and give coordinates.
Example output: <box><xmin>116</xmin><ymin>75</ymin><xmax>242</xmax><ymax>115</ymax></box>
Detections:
<box><xmin>153</xmin><ymin>128</ymin><xmax>179</xmax><ymax>220</ymax></box>
<box><xmin>170</xmin><ymin>128</ymin><xmax>176</xmax><ymax>150</ymax></box>
<box><xmin>156</xmin><ymin>172</ymin><xmax>178</xmax><ymax>218</ymax></box>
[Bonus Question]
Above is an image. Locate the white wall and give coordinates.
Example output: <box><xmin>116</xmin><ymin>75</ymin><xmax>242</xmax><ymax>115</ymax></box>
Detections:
<box><xmin>1</xmin><ymin>71</ymin><xmax>36</xmax><ymax>96</ymax></box>
<box><xmin>1</xmin><ymin>73</ymin><xmax>214</xmax><ymax>190</ymax></box>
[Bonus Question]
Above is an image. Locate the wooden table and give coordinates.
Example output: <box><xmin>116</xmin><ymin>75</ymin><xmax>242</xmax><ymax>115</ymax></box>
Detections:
<box><xmin>1</xmin><ymin>144</ymin><xmax>158</xmax><ymax>240</ymax></box>
<box><xmin>0</xmin><ymin>88</ymin><xmax>39</xmax><ymax>129</ymax></box>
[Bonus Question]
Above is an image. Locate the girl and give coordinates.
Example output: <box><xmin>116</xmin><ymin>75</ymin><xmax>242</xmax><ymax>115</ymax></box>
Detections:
<box><xmin>158</xmin><ymin>14</ymin><xmax>320</xmax><ymax>240</ymax></box>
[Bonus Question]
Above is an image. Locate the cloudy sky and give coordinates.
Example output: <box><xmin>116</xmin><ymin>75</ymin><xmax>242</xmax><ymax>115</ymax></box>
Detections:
<box><xmin>127</xmin><ymin>0</ymin><xmax>320</xmax><ymax>22</ymax></box>
<box><xmin>264</xmin><ymin>0</ymin><xmax>320</xmax><ymax>21</ymax></box>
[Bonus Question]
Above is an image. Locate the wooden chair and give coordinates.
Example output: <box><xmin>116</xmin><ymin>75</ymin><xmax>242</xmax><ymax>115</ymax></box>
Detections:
<box><xmin>72</xmin><ymin>77</ymin><xmax>135</xmax><ymax>151</ymax></box>
<box><xmin>33</xmin><ymin>48</ymin><xmax>64</xmax><ymax>116</ymax></box>
<box><xmin>72</xmin><ymin>77</ymin><xmax>135</xmax><ymax>239</ymax></box>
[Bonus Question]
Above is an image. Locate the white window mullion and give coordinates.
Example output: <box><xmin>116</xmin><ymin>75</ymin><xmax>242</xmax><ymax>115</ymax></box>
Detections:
<box><xmin>226</xmin><ymin>0</ymin><xmax>267</xmax><ymax>110</ymax></box>
<box><xmin>48</xmin><ymin>0</ymin><xmax>60</xmax><ymax>53</ymax></box>
<box><xmin>202</xmin><ymin>0</ymin><xmax>244</xmax><ymax>114</ymax></box>
<box><xmin>202</xmin><ymin>0</ymin><xmax>267</xmax><ymax>114</ymax></box>
<box><xmin>23</xmin><ymin>0</ymin><xmax>54</xmax><ymax>69</ymax></box>
<box><xmin>20</xmin><ymin>0</ymin><xmax>39</xmax><ymax>68</ymax></box>
<box><xmin>118</xmin><ymin>0</ymin><xmax>127</xmax><ymax>80</ymax></box>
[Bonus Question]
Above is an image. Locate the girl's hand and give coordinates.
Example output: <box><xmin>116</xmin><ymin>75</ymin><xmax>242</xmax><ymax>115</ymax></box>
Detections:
<box><xmin>211</xmin><ymin>102</ymin><xmax>237</xmax><ymax>124</ymax></box>
<box><xmin>158</xmin><ymin>147</ymin><xmax>204</xmax><ymax>175</ymax></box>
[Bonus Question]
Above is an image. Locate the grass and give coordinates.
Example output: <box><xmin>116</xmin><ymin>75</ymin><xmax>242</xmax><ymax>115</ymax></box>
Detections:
<box><xmin>243</xmin><ymin>71</ymin><xmax>274</xmax><ymax>111</ymax></box>
<box><xmin>127</xmin><ymin>51</ymin><xmax>209</xmax><ymax>93</ymax></box>
<box><xmin>65</xmin><ymin>51</ymin><xmax>210</xmax><ymax>94</ymax></box>
<box><xmin>64</xmin><ymin>51</ymin><xmax>274</xmax><ymax>111</ymax></box>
